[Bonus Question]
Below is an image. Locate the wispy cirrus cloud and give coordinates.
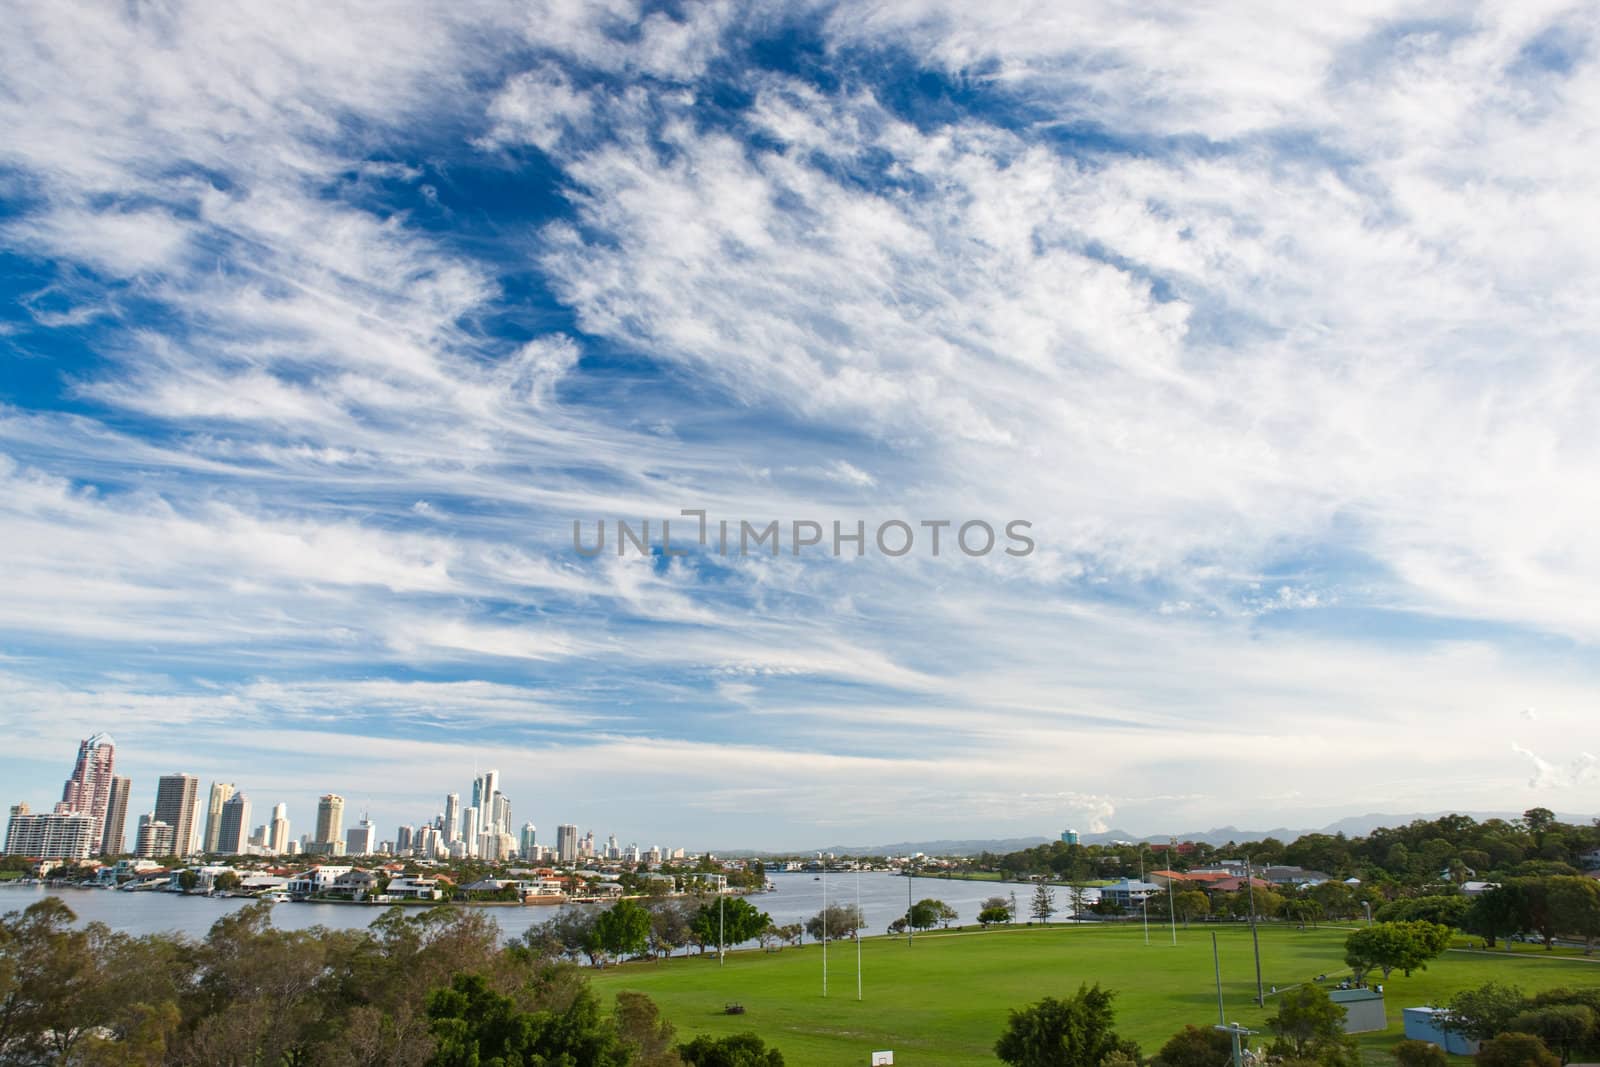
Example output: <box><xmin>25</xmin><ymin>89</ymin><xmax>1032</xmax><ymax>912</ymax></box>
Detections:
<box><xmin>0</xmin><ymin>1</ymin><xmax>1597</xmax><ymax>845</ymax></box>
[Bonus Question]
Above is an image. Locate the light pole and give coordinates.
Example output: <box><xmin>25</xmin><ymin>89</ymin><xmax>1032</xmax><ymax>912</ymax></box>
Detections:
<box><xmin>907</xmin><ymin>863</ymin><xmax>914</xmax><ymax>946</ymax></box>
<box><xmin>718</xmin><ymin>874</ymin><xmax>725</xmax><ymax>967</ymax></box>
<box><xmin>1244</xmin><ymin>859</ymin><xmax>1264</xmax><ymax>1007</ymax></box>
<box><xmin>1139</xmin><ymin>844</ymin><xmax>1149</xmax><ymax>945</ymax></box>
<box><xmin>856</xmin><ymin>864</ymin><xmax>863</xmax><ymax>1002</ymax></box>
<box><xmin>1168</xmin><ymin>838</ymin><xmax>1178</xmax><ymax>945</ymax></box>
<box><xmin>822</xmin><ymin>861</ymin><xmax>828</xmax><ymax>997</ymax></box>
<box><xmin>1212</xmin><ymin>932</ymin><xmax>1225</xmax><ymax>1025</ymax></box>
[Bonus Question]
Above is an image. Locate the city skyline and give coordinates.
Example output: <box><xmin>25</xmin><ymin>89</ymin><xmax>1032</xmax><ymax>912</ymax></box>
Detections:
<box><xmin>1</xmin><ymin>4</ymin><xmax>1598</xmax><ymax>846</ymax></box>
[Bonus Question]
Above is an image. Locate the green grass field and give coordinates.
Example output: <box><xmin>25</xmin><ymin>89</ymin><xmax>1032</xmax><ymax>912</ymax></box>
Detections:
<box><xmin>589</xmin><ymin>923</ymin><xmax>1600</xmax><ymax>1066</ymax></box>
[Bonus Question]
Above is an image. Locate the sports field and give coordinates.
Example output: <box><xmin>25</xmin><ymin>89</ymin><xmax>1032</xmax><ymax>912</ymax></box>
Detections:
<box><xmin>588</xmin><ymin>923</ymin><xmax>1600</xmax><ymax>1065</ymax></box>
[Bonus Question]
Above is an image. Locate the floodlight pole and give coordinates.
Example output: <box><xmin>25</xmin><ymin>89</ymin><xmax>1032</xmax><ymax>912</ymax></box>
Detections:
<box><xmin>718</xmin><ymin>875</ymin><xmax>725</xmax><ymax>967</ymax></box>
<box><xmin>907</xmin><ymin>864</ymin><xmax>914</xmax><ymax>946</ymax></box>
<box><xmin>1212</xmin><ymin>931</ymin><xmax>1225</xmax><ymax>1025</ymax></box>
<box><xmin>856</xmin><ymin>864</ymin><xmax>863</xmax><ymax>1001</ymax></box>
<box><xmin>1139</xmin><ymin>845</ymin><xmax>1149</xmax><ymax>945</ymax></box>
<box><xmin>1245</xmin><ymin>858</ymin><xmax>1264</xmax><ymax>1006</ymax></box>
<box><xmin>822</xmin><ymin>862</ymin><xmax>828</xmax><ymax>997</ymax></box>
<box><xmin>1168</xmin><ymin>838</ymin><xmax>1178</xmax><ymax>945</ymax></box>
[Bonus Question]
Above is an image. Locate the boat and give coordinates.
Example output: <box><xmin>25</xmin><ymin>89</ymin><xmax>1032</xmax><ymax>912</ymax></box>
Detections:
<box><xmin>763</xmin><ymin>880</ymin><xmax>777</xmax><ymax>892</ymax></box>
<box><xmin>262</xmin><ymin>891</ymin><xmax>291</xmax><ymax>903</ymax></box>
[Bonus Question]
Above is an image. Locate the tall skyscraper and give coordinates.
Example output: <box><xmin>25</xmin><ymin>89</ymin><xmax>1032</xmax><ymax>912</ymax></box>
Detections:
<box><xmin>472</xmin><ymin>769</ymin><xmax>499</xmax><ymax>812</ymax></box>
<box><xmin>556</xmin><ymin>823</ymin><xmax>578</xmax><ymax>863</ymax></box>
<box><xmin>203</xmin><ymin>782</ymin><xmax>235</xmax><ymax>853</ymax></box>
<box><xmin>314</xmin><ymin>794</ymin><xmax>344</xmax><ymax>853</ymax></box>
<box><xmin>520</xmin><ymin>822</ymin><xmax>538</xmax><ymax>859</ymax></box>
<box><xmin>346</xmin><ymin>816</ymin><xmax>376</xmax><ymax>856</ymax></box>
<box><xmin>102</xmin><ymin>775</ymin><xmax>131</xmax><ymax>856</ymax></box>
<box><xmin>443</xmin><ymin>793</ymin><xmax>460</xmax><ymax>843</ymax></box>
<box><xmin>217</xmin><ymin>791</ymin><xmax>251</xmax><ymax>854</ymax></box>
<box><xmin>462</xmin><ymin>806</ymin><xmax>480</xmax><ymax>859</ymax></box>
<box><xmin>60</xmin><ymin>733</ymin><xmax>116</xmax><ymax>853</ymax></box>
<box><xmin>491</xmin><ymin>793</ymin><xmax>512</xmax><ymax>835</ymax></box>
<box><xmin>154</xmin><ymin>774</ymin><xmax>200</xmax><ymax>857</ymax></box>
<box><xmin>268</xmin><ymin>802</ymin><xmax>290</xmax><ymax>854</ymax></box>
<box><xmin>395</xmin><ymin>824</ymin><xmax>414</xmax><ymax>854</ymax></box>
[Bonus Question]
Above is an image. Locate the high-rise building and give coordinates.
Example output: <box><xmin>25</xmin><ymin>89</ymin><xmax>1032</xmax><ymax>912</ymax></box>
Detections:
<box><xmin>520</xmin><ymin>822</ymin><xmax>538</xmax><ymax>859</ymax></box>
<box><xmin>462</xmin><ymin>806</ymin><xmax>480</xmax><ymax>859</ymax></box>
<box><xmin>4</xmin><ymin>805</ymin><xmax>98</xmax><ymax>859</ymax></box>
<box><xmin>472</xmin><ymin>769</ymin><xmax>499</xmax><ymax>812</ymax></box>
<box><xmin>60</xmin><ymin>733</ymin><xmax>117</xmax><ymax>853</ymax></box>
<box><xmin>346</xmin><ymin>817</ymin><xmax>376</xmax><ymax>856</ymax></box>
<box><xmin>268</xmin><ymin>803</ymin><xmax>290</xmax><ymax>854</ymax></box>
<box><xmin>135</xmin><ymin>814</ymin><xmax>176</xmax><ymax>858</ymax></box>
<box><xmin>396</xmin><ymin>825</ymin><xmax>414</xmax><ymax>854</ymax></box>
<box><xmin>556</xmin><ymin>823</ymin><xmax>578</xmax><ymax>863</ymax></box>
<box><xmin>1061</xmin><ymin>828</ymin><xmax>1081</xmax><ymax>846</ymax></box>
<box><xmin>581</xmin><ymin>830</ymin><xmax>595</xmax><ymax>858</ymax></box>
<box><xmin>203</xmin><ymin>782</ymin><xmax>235</xmax><ymax>853</ymax></box>
<box><xmin>102</xmin><ymin>775</ymin><xmax>131</xmax><ymax>856</ymax></box>
<box><xmin>491</xmin><ymin>793</ymin><xmax>512</xmax><ymax>835</ymax></box>
<box><xmin>314</xmin><ymin>794</ymin><xmax>344</xmax><ymax>853</ymax></box>
<box><xmin>444</xmin><ymin>793</ymin><xmax>460</xmax><ymax>843</ymax></box>
<box><xmin>154</xmin><ymin>774</ymin><xmax>200</xmax><ymax>857</ymax></box>
<box><xmin>217</xmin><ymin>791</ymin><xmax>250</xmax><ymax>854</ymax></box>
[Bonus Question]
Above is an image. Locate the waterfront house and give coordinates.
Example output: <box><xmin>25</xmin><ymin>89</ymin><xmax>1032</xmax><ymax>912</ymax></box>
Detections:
<box><xmin>287</xmin><ymin>865</ymin><xmax>352</xmax><ymax>897</ymax></box>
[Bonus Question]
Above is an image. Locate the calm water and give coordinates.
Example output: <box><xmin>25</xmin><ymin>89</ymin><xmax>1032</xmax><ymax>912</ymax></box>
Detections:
<box><xmin>1</xmin><ymin>871</ymin><xmax>1090</xmax><ymax>947</ymax></box>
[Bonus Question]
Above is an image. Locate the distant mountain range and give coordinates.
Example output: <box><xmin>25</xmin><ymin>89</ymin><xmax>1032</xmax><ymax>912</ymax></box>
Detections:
<box><xmin>782</xmin><ymin>810</ymin><xmax>1596</xmax><ymax>857</ymax></box>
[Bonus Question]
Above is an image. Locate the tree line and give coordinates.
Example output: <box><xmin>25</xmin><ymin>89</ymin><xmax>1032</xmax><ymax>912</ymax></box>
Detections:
<box><xmin>0</xmin><ymin>897</ymin><xmax>785</xmax><ymax>1067</ymax></box>
<box><xmin>970</xmin><ymin>809</ymin><xmax>1599</xmax><ymax>891</ymax></box>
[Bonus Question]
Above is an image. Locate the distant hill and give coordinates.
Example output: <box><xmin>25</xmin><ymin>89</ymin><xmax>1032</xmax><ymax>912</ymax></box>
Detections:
<box><xmin>758</xmin><ymin>810</ymin><xmax>1596</xmax><ymax>858</ymax></box>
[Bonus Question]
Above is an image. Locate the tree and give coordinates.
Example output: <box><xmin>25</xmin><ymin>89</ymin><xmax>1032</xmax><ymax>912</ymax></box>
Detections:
<box><xmin>614</xmin><ymin>991</ymin><xmax>680</xmax><ymax>1067</ymax></box>
<box><xmin>426</xmin><ymin>971</ymin><xmax>632</xmax><ymax>1067</ymax></box>
<box><xmin>1310</xmin><ymin>882</ymin><xmax>1357</xmax><ymax>921</ymax></box>
<box><xmin>177</xmin><ymin>869</ymin><xmax>199</xmax><ymax>892</ymax></box>
<box><xmin>1507</xmin><ymin>1007</ymin><xmax>1596</xmax><ymax>1065</ymax></box>
<box><xmin>1375</xmin><ymin>896</ymin><xmax>1470</xmax><ymax>928</ymax></box>
<box><xmin>1174</xmin><ymin>890</ymin><xmax>1210</xmax><ymax>928</ymax></box>
<box><xmin>690</xmin><ymin>898</ymin><xmax>772</xmax><ymax>955</ymax></box>
<box><xmin>1267</xmin><ymin>984</ymin><xmax>1355</xmax><ymax>1063</ymax></box>
<box><xmin>909</xmin><ymin>898</ymin><xmax>953</xmax><ymax>930</ymax></box>
<box><xmin>1281</xmin><ymin>898</ymin><xmax>1320</xmax><ymax>928</ymax></box>
<box><xmin>1031</xmin><ymin>883</ymin><xmax>1058</xmax><ymax>924</ymax></box>
<box><xmin>804</xmin><ymin>904</ymin><xmax>864</xmax><ymax>942</ymax></box>
<box><xmin>1152</xmin><ymin>1024</ymin><xmax>1235</xmax><ymax>1067</ymax></box>
<box><xmin>980</xmin><ymin>904</ymin><xmax>1014</xmax><ymax>926</ymax></box>
<box><xmin>1549</xmin><ymin>877</ymin><xmax>1600</xmax><ymax>954</ymax></box>
<box><xmin>649</xmin><ymin>898</ymin><xmax>695</xmax><ymax>959</ymax></box>
<box><xmin>1465</xmin><ymin>884</ymin><xmax>1526</xmax><ymax>949</ymax></box>
<box><xmin>213</xmin><ymin>870</ymin><xmax>241</xmax><ymax>892</ymax></box>
<box><xmin>593</xmin><ymin>898</ymin><xmax>652</xmax><ymax>960</ymax></box>
<box><xmin>995</xmin><ymin>984</ymin><xmax>1141</xmax><ymax>1067</ymax></box>
<box><xmin>1344</xmin><ymin>921</ymin><xmax>1452</xmax><ymax>982</ymax></box>
<box><xmin>1442</xmin><ymin>983</ymin><xmax>1530</xmax><ymax>1043</ymax></box>
<box><xmin>1475</xmin><ymin>1033</ymin><xmax>1560</xmax><ymax>1067</ymax></box>
<box><xmin>1394</xmin><ymin>1039</ymin><xmax>1449</xmax><ymax>1067</ymax></box>
<box><xmin>678</xmin><ymin>1031</ymin><xmax>785</xmax><ymax>1066</ymax></box>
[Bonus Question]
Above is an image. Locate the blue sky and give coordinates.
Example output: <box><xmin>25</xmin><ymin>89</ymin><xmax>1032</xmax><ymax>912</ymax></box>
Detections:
<box><xmin>1</xmin><ymin>1</ymin><xmax>1597</xmax><ymax>851</ymax></box>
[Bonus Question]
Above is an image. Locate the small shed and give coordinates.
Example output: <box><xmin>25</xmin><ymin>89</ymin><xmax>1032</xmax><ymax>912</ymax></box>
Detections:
<box><xmin>1329</xmin><ymin>988</ymin><xmax>1387</xmax><ymax>1034</ymax></box>
<box><xmin>1402</xmin><ymin>1007</ymin><xmax>1479</xmax><ymax>1055</ymax></box>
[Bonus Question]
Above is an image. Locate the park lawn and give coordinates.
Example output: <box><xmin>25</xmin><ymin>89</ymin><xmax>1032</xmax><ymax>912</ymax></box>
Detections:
<box><xmin>589</xmin><ymin>922</ymin><xmax>1600</xmax><ymax>1067</ymax></box>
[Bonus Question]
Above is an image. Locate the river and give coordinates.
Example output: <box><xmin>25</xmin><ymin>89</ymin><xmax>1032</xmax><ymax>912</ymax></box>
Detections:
<box><xmin>0</xmin><ymin>871</ymin><xmax>1095</xmax><ymax>947</ymax></box>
